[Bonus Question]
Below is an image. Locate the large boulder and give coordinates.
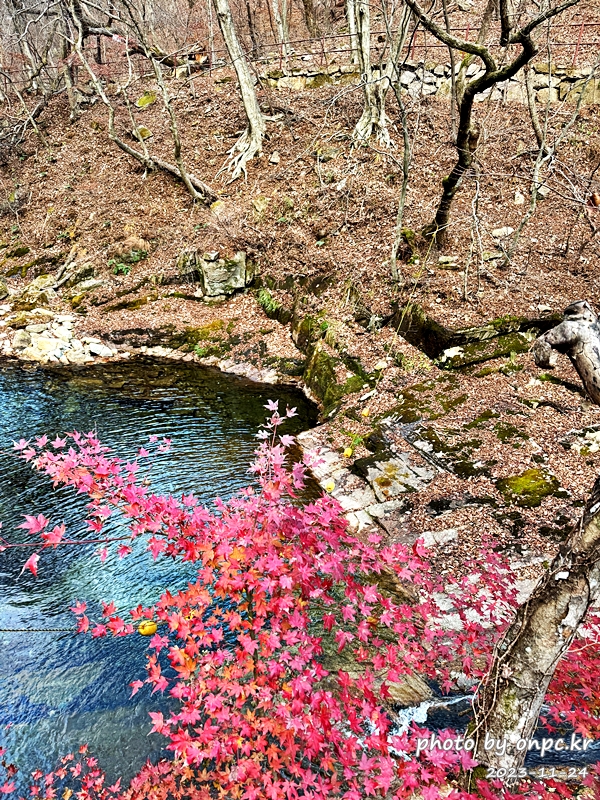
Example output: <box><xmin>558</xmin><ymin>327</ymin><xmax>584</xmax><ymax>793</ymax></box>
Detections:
<box><xmin>177</xmin><ymin>250</ymin><xmax>253</xmax><ymax>299</ymax></box>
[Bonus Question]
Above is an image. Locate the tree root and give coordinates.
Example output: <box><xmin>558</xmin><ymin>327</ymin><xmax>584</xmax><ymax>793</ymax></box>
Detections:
<box><xmin>352</xmin><ymin>107</ymin><xmax>392</xmax><ymax>148</ymax></box>
<box><xmin>218</xmin><ymin>125</ymin><xmax>264</xmax><ymax>182</ymax></box>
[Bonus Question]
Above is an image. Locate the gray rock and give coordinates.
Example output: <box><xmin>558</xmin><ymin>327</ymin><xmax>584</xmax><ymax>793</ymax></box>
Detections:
<box><xmin>31</xmin><ymin>336</ymin><xmax>59</xmax><ymax>355</ymax></box>
<box><xmin>178</xmin><ymin>250</ymin><xmax>253</xmax><ymax>298</ymax></box>
<box><xmin>65</xmin><ymin>350</ymin><xmax>90</xmax><ymax>365</ymax></box>
<box><xmin>421</xmin><ymin>528</ymin><xmax>459</xmax><ymax>548</ymax></box>
<box><xmin>356</xmin><ymin>454</ymin><xmax>437</xmax><ymax>502</ymax></box>
<box><xmin>536</xmin><ymin>87</ymin><xmax>559</xmax><ymax>104</ymax></box>
<box><xmin>19</xmin><ymin>346</ymin><xmax>44</xmax><ymax>362</ymax></box>
<box><xmin>399</xmin><ymin>70</ymin><xmax>415</xmax><ymax>86</ymax></box>
<box><xmin>52</xmin><ymin>326</ymin><xmax>73</xmax><ymax>342</ymax></box>
<box><xmin>532</xmin><ymin>73</ymin><xmax>561</xmax><ymax>90</ymax></box>
<box><xmin>62</xmin><ymin>263</ymin><xmax>95</xmax><ymax>290</ymax></box>
<box><xmin>534</xmin><ymin>183</ymin><xmax>551</xmax><ymax>199</ymax></box>
<box><xmin>69</xmin><ymin>279</ymin><xmax>103</xmax><ymax>295</ymax></box>
<box><xmin>13</xmin><ymin>330</ymin><xmax>31</xmax><ymax>350</ymax></box>
<box><xmin>25</xmin><ymin>324</ymin><xmax>49</xmax><ymax>333</ymax></box>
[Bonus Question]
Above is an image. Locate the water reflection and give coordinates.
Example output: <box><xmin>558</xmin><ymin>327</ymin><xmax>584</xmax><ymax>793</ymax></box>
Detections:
<box><xmin>0</xmin><ymin>359</ymin><xmax>317</xmax><ymax>787</ymax></box>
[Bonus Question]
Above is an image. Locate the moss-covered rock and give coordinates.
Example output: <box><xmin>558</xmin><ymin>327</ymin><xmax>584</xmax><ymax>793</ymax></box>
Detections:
<box><xmin>5</xmin><ymin>245</ymin><xmax>30</xmax><ymax>259</ymax></box>
<box><xmin>135</xmin><ymin>91</ymin><xmax>157</xmax><ymax>108</ymax></box>
<box><xmin>291</xmin><ymin>313</ymin><xmax>322</xmax><ymax>353</ymax></box>
<box><xmin>437</xmin><ymin>331</ymin><xmax>537</xmax><ymax>369</ymax></box>
<box><xmin>4</xmin><ymin>251</ymin><xmax>64</xmax><ymax>279</ymax></box>
<box><xmin>496</xmin><ymin>469</ymin><xmax>560</xmax><ymax>508</ymax></box>
<box><xmin>257</xmin><ymin>288</ymin><xmax>292</xmax><ymax>324</ymax></box>
<box><xmin>409</xmin><ymin>426</ymin><xmax>495</xmax><ymax>478</ymax></box>
<box><xmin>106</xmin><ymin>295</ymin><xmax>151</xmax><ymax>311</ymax></box>
<box><xmin>391</xmin><ymin>302</ymin><xmax>561</xmax><ymax>363</ymax></box>
<box><xmin>11</xmin><ymin>274</ymin><xmax>58</xmax><ymax>311</ymax></box>
<box><xmin>5</xmin><ymin>308</ymin><xmax>55</xmax><ymax>328</ymax></box>
<box><xmin>303</xmin><ymin>342</ymin><xmax>342</xmax><ymax>412</ymax></box>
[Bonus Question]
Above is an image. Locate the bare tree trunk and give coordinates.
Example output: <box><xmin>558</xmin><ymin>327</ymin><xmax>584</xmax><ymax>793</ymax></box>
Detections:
<box><xmin>352</xmin><ymin>2</ymin><xmax>411</xmax><ymax>146</ymax></box>
<box><xmin>207</xmin><ymin>0</ymin><xmax>216</xmax><ymax>65</ymax></box>
<box><xmin>473</xmin><ymin>466</ymin><xmax>600</xmax><ymax>775</ymax></box>
<box><xmin>245</xmin><ymin>0</ymin><xmax>260</xmax><ymax>58</ymax></box>
<box><xmin>300</xmin><ymin>0</ymin><xmax>318</xmax><ymax>37</ymax></box>
<box><xmin>272</xmin><ymin>0</ymin><xmax>289</xmax><ymax>58</ymax></box>
<box><xmin>60</xmin><ymin>20</ymin><xmax>80</xmax><ymax>121</ymax></box>
<box><xmin>533</xmin><ymin>300</ymin><xmax>600</xmax><ymax>404</ymax></box>
<box><xmin>213</xmin><ymin>0</ymin><xmax>265</xmax><ymax>180</ymax></box>
<box><xmin>525</xmin><ymin>63</ymin><xmax>547</xmax><ymax>153</ymax></box>
<box><xmin>346</xmin><ymin>0</ymin><xmax>358</xmax><ymax>65</ymax></box>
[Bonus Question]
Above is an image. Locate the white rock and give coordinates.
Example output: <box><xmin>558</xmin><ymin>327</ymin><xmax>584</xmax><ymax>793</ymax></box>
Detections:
<box><xmin>88</xmin><ymin>342</ymin><xmax>114</xmax><ymax>358</ymax></box>
<box><xmin>33</xmin><ymin>336</ymin><xmax>59</xmax><ymax>355</ymax></box>
<box><xmin>70</xmin><ymin>339</ymin><xmax>84</xmax><ymax>351</ymax></box>
<box><xmin>492</xmin><ymin>226</ymin><xmax>514</xmax><ymax>238</ymax></box>
<box><xmin>514</xmin><ymin>190</ymin><xmax>525</xmax><ymax>205</ymax></box>
<box><xmin>421</xmin><ymin>528</ymin><xmax>459</xmax><ymax>548</ymax></box>
<box><xmin>53</xmin><ymin>327</ymin><xmax>73</xmax><ymax>342</ymax></box>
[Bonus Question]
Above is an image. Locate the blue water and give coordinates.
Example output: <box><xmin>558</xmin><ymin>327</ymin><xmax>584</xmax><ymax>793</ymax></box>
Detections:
<box><xmin>0</xmin><ymin>359</ymin><xmax>317</xmax><ymax>787</ymax></box>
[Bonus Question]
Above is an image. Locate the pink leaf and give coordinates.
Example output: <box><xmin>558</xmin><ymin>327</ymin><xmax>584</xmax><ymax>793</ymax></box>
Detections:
<box><xmin>19</xmin><ymin>553</ymin><xmax>40</xmax><ymax>578</ymax></box>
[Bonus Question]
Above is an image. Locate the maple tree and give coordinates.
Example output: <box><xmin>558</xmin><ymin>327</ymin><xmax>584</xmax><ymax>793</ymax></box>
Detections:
<box><xmin>1</xmin><ymin>403</ymin><xmax>600</xmax><ymax>799</ymax></box>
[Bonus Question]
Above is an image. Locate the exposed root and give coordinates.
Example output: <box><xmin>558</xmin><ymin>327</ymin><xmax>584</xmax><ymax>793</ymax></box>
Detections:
<box><xmin>351</xmin><ymin>103</ymin><xmax>392</xmax><ymax>148</ymax></box>
<box><xmin>218</xmin><ymin>124</ymin><xmax>264</xmax><ymax>182</ymax></box>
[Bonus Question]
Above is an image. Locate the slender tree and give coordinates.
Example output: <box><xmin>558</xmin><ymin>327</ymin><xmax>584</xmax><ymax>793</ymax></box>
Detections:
<box><xmin>401</xmin><ymin>0</ymin><xmax>580</xmax><ymax>247</ymax></box>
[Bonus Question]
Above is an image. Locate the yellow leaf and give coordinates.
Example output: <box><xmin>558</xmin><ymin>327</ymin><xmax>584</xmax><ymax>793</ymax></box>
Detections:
<box><xmin>343</xmin><ymin>447</ymin><xmax>353</xmax><ymax>457</ymax></box>
<box><xmin>138</xmin><ymin>620</ymin><xmax>157</xmax><ymax>636</ymax></box>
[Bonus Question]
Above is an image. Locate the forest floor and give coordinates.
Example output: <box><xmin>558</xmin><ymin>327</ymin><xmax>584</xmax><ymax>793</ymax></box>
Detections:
<box><xmin>2</xmin><ymin>76</ymin><xmax>600</xmax><ymax>582</ymax></box>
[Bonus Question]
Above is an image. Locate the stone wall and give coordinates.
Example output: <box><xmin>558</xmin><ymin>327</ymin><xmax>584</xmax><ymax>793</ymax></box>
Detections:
<box><xmin>261</xmin><ymin>61</ymin><xmax>600</xmax><ymax>105</ymax></box>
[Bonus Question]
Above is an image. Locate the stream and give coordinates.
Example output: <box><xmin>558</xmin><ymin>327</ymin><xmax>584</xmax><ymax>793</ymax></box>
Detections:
<box><xmin>0</xmin><ymin>359</ymin><xmax>317</xmax><ymax>787</ymax></box>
